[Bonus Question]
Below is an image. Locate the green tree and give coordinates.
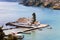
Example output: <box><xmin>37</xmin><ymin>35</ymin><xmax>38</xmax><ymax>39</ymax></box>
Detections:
<box><xmin>32</xmin><ymin>13</ymin><xmax>36</xmax><ymax>24</ymax></box>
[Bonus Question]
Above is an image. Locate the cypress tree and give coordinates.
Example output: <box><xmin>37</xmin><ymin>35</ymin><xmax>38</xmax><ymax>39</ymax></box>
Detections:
<box><xmin>32</xmin><ymin>13</ymin><xmax>36</xmax><ymax>24</ymax></box>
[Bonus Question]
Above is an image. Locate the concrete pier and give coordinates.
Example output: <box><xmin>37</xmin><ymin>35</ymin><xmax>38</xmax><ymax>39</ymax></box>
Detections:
<box><xmin>3</xmin><ymin>24</ymin><xmax>49</xmax><ymax>35</ymax></box>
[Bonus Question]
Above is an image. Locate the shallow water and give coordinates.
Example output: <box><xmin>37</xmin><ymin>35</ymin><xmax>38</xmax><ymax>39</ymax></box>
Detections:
<box><xmin>0</xmin><ymin>2</ymin><xmax>60</xmax><ymax>40</ymax></box>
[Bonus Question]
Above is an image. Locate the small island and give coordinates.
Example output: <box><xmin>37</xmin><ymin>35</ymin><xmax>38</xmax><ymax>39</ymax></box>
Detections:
<box><xmin>4</xmin><ymin>13</ymin><xmax>50</xmax><ymax>35</ymax></box>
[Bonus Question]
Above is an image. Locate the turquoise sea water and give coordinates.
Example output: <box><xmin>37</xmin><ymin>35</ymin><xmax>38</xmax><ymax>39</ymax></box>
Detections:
<box><xmin>0</xmin><ymin>2</ymin><xmax>60</xmax><ymax>40</ymax></box>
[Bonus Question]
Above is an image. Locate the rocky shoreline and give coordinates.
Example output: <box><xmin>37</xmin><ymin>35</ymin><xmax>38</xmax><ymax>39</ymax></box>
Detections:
<box><xmin>19</xmin><ymin>0</ymin><xmax>60</xmax><ymax>9</ymax></box>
